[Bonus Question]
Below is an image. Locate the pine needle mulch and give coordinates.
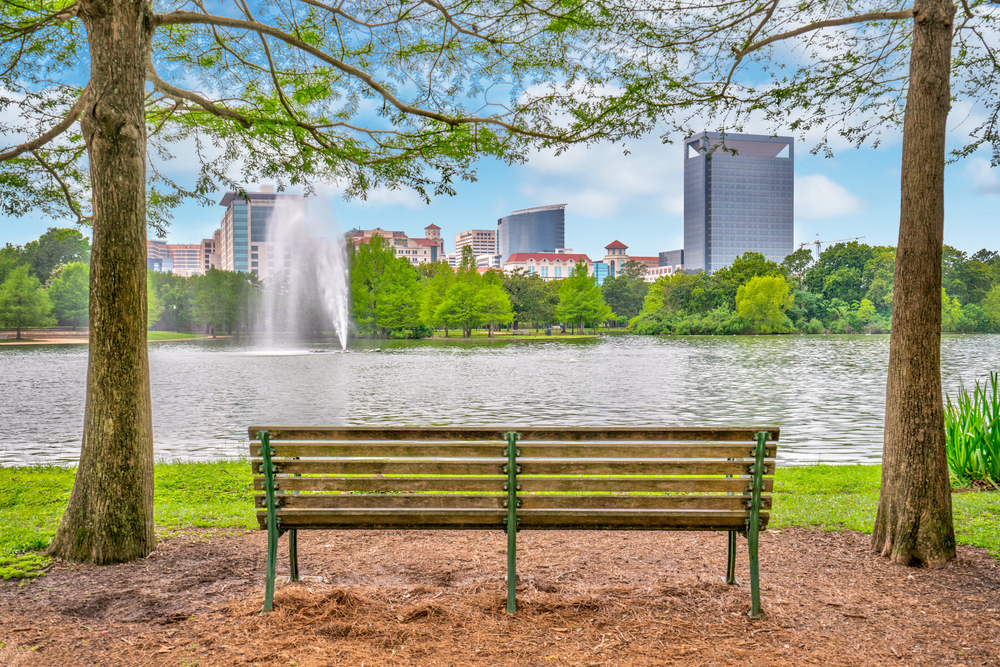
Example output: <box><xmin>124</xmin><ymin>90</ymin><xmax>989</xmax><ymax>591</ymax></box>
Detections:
<box><xmin>1</xmin><ymin>527</ymin><xmax>997</xmax><ymax>666</ymax></box>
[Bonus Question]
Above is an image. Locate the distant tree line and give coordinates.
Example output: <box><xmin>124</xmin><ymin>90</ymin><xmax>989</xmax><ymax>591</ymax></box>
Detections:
<box><xmin>0</xmin><ymin>228</ymin><xmax>92</xmax><ymax>338</ymax></box>
<box><xmin>631</xmin><ymin>243</ymin><xmax>1000</xmax><ymax>335</ymax></box>
<box><xmin>349</xmin><ymin>238</ymin><xmax>617</xmax><ymax>338</ymax></box>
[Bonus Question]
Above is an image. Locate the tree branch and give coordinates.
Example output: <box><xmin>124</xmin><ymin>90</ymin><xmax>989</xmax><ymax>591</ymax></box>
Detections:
<box><xmin>0</xmin><ymin>87</ymin><xmax>89</xmax><ymax>162</ymax></box>
<box><xmin>144</xmin><ymin>61</ymin><xmax>252</xmax><ymax>129</ymax></box>
<box><xmin>736</xmin><ymin>10</ymin><xmax>915</xmax><ymax>59</ymax></box>
<box><xmin>154</xmin><ymin>10</ymin><xmax>577</xmax><ymax>142</ymax></box>
<box><xmin>30</xmin><ymin>149</ymin><xmax>89</xmax><ymax>225</ymax></box>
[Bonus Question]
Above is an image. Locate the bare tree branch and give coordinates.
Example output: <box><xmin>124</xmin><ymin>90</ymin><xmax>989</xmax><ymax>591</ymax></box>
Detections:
<box><xmin>144</xmin><ymin>61</ymin><xmax>253</xmax><ymax>129</ymax></box>
<box><xmin>30</xmin><ymin>149</ymin><xmax>89</xmax><ymax>225</ymax></box>
<box><xmin>0</xmin><ymin>86</ymin><xmax>89</xmax><ymax>162</ymax></box>
<box><xmin>154</xmin><ymin>10</ymin><xmax>581</xmax><ymax>141</ymax></box>
<box><xmin>736</xmin><ymin>9</ymin><xmax>915</xmax><ymax>59</ymax></box>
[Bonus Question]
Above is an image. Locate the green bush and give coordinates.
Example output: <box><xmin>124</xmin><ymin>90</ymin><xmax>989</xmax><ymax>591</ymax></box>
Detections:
<box><xmin>945</xmin><ymin>372</ymin><xmax>1000</xmax><ymax>488</ymax></box>
<box><xmin>806</xmin><ymin>318</ymin><xmax>824</xmax><ymax>334</ymax></box>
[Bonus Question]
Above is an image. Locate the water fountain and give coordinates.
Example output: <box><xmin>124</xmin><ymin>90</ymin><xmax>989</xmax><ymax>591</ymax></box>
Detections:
<box><xmin>258</xmin><ymin>196</ymin><xmax>350</xmax><ymax>350</ymax></box>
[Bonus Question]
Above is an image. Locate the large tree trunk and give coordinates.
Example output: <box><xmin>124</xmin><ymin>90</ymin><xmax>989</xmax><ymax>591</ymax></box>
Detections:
<box><xmin>871</xmin><ymin>0</ymin><xmax>956</xmax><ymax>568</ymax></box>
<box><xmin>48</xmin><ymin>0</ymin><xmax>156</xmax><ymax>564</ymax></box>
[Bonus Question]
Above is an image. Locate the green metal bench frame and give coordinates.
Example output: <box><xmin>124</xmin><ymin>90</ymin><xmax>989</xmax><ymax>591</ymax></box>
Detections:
<box><xmin>250</xmin><ymin>426</ymin><xmax>777</xmax><ymax>617</ymax></box>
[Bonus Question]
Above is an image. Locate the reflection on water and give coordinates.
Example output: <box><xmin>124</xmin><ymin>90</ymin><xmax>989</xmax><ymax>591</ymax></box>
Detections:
<box><xmin>2</xmin><ymin>334</ymin><xmax>998</xmax><ymax>466</ymax></box>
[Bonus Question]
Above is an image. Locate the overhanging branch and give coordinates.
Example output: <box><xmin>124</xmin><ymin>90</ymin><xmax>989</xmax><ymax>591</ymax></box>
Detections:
<box><xmin>736</xmin><ymin>9</ymin><xmax>915</xmax><ymax>58</ymax></box>
<box><xmin>154</xmin><ymin>10</ymin><xmax>577</xmax><ymax>142</ymax></box>
<box><xmin>0</xmin><ymin>86</ymin><xmax>89</xmax><ymax>162</ymax></box>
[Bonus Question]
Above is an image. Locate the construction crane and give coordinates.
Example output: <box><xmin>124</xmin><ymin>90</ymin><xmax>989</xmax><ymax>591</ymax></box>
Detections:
<box><xmin>799</xmin><ymin>235</ymin><xmax>865</xmax><ymax>257</ymax></box>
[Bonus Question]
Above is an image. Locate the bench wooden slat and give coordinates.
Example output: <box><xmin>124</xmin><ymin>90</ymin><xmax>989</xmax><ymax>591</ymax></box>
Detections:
<box><xmin>263</xmin><ymin>508</ymin><xmax>507</xmax><ymax>530</ymax></box>
<box><xmin>253</xmin><ymin>476</ymin><xmax>506</xmax><ymax>492</ymax></box>
<box><xmin>249</xmin><ymin>426</ymin><xmax>780</xmax><ymax>442</ymax></box>
<box><xmin>252</xmin><ymin>442</ymin><xmax>777</xmax><ymax>459</ymax></box>
<box><xmin>255</xmin><ymin>493</ymin><xmax>506</xmax><ymax>509</ymax></box>
<box><xmin>252</xmin><ymin>459</ymin><xmax>506</xmax><ymax>476</ymax></box>
<box><xmin>518</xmin><ymin>477</ymin><xmax>773</xmax><ymax>493</ymax></box>
<box><xmin>253</xmin><ymin>476</ymin><xmax>774</xmax><ymax>494</ymax></box>
<box><xmin>516</xmin><ymin>509</ymin><xmax>770</xmax><ymax>531</ymax></box>
<box><xmin>255</xmin><ymin>493</ymin><xmax>772</xmax><ymax>511</ymax></box>
<box><xmin>519</xmin><ymin>460</ymin><xmax>775</xmax><ymax>476</ymax></box>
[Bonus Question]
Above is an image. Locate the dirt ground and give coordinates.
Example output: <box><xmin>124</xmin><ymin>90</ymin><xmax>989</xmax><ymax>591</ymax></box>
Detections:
<box><xmin>1</xmin><ymin>527</ymin><xmax>998</xmax><ymax>666</ymax></box>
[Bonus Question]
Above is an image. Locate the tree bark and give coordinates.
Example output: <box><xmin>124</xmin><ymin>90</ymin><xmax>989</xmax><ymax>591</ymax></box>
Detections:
<box><xmin>871</xmin><ymin>0</ymin><xmax>956</xmax><ymax>567</ymax></box>
<box><xmin>48</xmin><ymin>0</ymin><xmax>156</xmax><ymax>563</ymax></box>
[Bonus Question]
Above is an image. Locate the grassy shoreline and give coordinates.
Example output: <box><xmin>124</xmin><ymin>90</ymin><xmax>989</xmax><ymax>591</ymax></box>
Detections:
<box><xmin>2</xmin><ymin>462</ymin><xmax>998</xmax><ymax>579</ymax></box>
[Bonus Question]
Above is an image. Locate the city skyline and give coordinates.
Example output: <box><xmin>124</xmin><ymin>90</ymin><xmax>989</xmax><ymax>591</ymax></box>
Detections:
<box><xmin>2</xmin><ymin>125</ymin><xmax>998</xmax><ymax>259</ymax></box>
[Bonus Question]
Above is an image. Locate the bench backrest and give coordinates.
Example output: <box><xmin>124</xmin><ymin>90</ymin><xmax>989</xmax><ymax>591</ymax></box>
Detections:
<box><xmin>249</xmin><ymin>426</ymin><xmax>778</xmax><ymax>533</ymax></box>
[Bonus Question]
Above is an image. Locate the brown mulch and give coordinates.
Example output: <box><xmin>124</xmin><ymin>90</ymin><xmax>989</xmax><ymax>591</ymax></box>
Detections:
<box><xmin>1</xmin><ymin>527</ymin><xmax>998</xmax><ymax>666</ymax></box>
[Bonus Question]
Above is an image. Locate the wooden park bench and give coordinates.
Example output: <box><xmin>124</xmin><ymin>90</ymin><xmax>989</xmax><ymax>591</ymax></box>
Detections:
<box><xmin>249</xmin><ymin>426</ymin><xmax>778</xmax><ymax>616</ymax></box>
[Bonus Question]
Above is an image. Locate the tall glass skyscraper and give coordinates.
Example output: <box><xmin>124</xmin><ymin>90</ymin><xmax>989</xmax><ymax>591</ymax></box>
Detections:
<box><xmin>683</xmin><ymin>132</ymin><xmax>794</xmax><ymax>273</ymax></box>
<box><xmin>497</xmin><ymin>204</ymin><xmax>566</xmax><ymax>263</ymax></box>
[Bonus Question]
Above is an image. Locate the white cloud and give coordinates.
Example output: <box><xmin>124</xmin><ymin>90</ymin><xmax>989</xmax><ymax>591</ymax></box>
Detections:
<box><xmin>795</xmin><ymin>174</ymin><xmax>866</xmax><ymax>219</ymax></box>
<box><xmin>965</xmin><ymin>157</ymin><xmax>1000</xmax><ymax>195</ymax></box>
<box><xmin>359</xmin><ymin>185</ymin><xmax>425</xmax><ymax>209</ymax></box>
<box><xmin>519</xmin><ymin>137</ymin><xmax>684</xmax><ymax>219</ymax></box>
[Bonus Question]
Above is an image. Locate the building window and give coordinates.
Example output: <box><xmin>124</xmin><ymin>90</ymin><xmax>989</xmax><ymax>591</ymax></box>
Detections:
<box><xmin>542</xmin><ymin>267</ymin><xmax>549</xmax><ymax>277</ymax></box>
<box><xmin>555</xmin><ymin>267</ymin><xmax>562</xmax><ymax>278</ymax></box>
<box><xmin>251</xmin><ymin>253</ymin><xmax>258</xmax><ymax>260</ymax></box>
<box><xmin>251</xmin><ymin>261</ymin><xmax>258</xmax><ymax>268</ymax></box>
<box><xmin>251</xmin><ymin>245</ymin><xmax>258</xmax><ymax>251</ymax></box>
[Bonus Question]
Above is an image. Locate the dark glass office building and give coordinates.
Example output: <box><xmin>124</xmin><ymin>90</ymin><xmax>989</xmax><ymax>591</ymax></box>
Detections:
<box><xmin>684</xmin><ymin>132</ymin><xmax>794</xmax><ymax>273</ymax></box>
<box><xmin>497</xmin><ymin>204</ymin><xmax>566</xmax><ymax>263</ymax></box>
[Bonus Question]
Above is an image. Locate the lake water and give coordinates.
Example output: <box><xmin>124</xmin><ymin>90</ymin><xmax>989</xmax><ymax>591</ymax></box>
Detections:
<box><xmin>2</xmin><ymin>334</ymin><xmax>999</xmax><ymax>467</ymax></box>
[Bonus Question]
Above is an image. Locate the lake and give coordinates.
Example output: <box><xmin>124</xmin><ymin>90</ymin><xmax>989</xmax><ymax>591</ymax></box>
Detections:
<box><xmin>2</xmin><ymin>334</ymin><xmax>998</xmax><ymax>467</ymax></box>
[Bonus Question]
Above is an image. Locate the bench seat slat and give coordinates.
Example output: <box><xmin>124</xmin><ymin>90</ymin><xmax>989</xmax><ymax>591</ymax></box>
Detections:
<box><xmin>252</xmin><ymin>442</ymin><xmax>777</xmax><ymax>459</ymax></box>
<box><xmin>252</xmin><ymin>459</ymin><xmax>774</xmax><ymax>477</ymax></box>
<box><xmin>520</xmin><ymin>460</ymin><xmax>774</xmax><ymax>476</ymax></box>
<box><xmin>261</xmin><ymin>508</ymin><xmax>507</xmax><ymax>530</ymax></box>
<box><xmin>252</xmin><ymin>459</ymin><xmax>506</xmax><ymax>476</ymax></box>
<box><xmin>256</xmin><ymin>508</ymin><xmax>770</xmax><ymax>531</ymax></box>
<box><xmin>253</xmin><ymin>476</ymin><xmax>774</xmax><ymax>494</ymax></box>
<box><xmin>254</xmin><ymin>493</ymin><xmax>772</xmax><ymax>511</ymax></box>
<box><xmin>249</xmin><ymin>426</ymin><xmax>780</xmax><ymax>442</ymax></box>
<box><xmin>517</xmin><ymin>509</ymin><xmax>770</xmax><ymax>530</ymax></box>
<box><xmin>253</xmin><ymin>476</ymin><xmax>506</xmax><ymax>492</ymax></box>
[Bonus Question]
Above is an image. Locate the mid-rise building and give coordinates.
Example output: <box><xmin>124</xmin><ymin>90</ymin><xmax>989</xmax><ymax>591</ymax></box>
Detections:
<box><xmin>202</xmin><ymin>232</ymin><xmax>220</xmax><ymax>273</ymax></box>
<box><xmin>497</xmin><ymin>204</ymin><xmax>566</xmax><ymax>263</ymax></box>
<box><xmin>349</xmin><ymin>225</ymin><xmax>445</xmax><ymax>265</ymax></box>
<box><xmin>455</xmin><ymin>229</ymin><xmax>497</xmax><ymax>256</ymax></box>
<box><xmin>503</xmin><ymin>251</ymin><xmax>592</xmax><ymax>280</ymax></box>
<box><xmin>217</xmin><ymin>185</ymin><xmax>306</xmax><ymax>278</ymax></box>
<box><xmin>684</xmin><ymin>132</ymin><xmax>794</xmax><ymax>273</ymax></box>
<box><xmin>145</xmin><ymin>240</ymin><xmax>204</xmax><ymax>277</ymax></box>
<box><xmin>600</xmin><ymin>240</ymin><xmax>659</xmax><ymax>279</ymax></box>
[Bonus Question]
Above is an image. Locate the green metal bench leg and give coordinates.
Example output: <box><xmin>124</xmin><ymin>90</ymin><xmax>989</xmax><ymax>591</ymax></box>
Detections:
<box><xmin>747</xmin><ymin>431</ymin><xmax>768</xmax><ymax>619</ymax></box>
<box><xmin>505</xmin><ymin>432</ymin><xmax>520</xmax><ymax>614</ymax></box>
<box><xmin>260</xmin><ymin>430</ymin><xmax>278</xmax><ymax>614</ymax></box>
<box><xmin>289</xmin><ymin>529</ymin><xmax>299</xmax><ymax>582</ymax></box>
<box><xmin>725</xmin><ymin>531</ymin><xmax>737</xmax><ymax>585</ymax></box>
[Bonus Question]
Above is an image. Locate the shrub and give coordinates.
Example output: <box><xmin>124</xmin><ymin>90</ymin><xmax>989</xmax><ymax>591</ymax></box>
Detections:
<box><xmin>945</xmin><ymin>372</ymin><xmax>1000</xmax><ymax>488</ymax></box>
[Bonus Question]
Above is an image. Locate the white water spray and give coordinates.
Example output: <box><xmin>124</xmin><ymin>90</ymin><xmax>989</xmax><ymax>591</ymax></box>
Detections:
<box><xmin>259</xmin><ymin>197</ymin><xmax>349</xmax><ymax>349</ymax></box>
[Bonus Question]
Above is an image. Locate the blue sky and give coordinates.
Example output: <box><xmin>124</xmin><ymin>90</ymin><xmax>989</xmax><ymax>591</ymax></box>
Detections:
<box><xmin>3</xmin><ymin>122</ymin><xmax>997</xmax><ymax>261</ymax></box>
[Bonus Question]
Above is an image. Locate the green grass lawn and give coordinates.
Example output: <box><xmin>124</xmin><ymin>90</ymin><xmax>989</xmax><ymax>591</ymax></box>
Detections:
<box><xmin>2</xmin><ymin>462</ymin><xmax>998</xmax><ymax>579</ymax></box>
<box><xmin>146</xmin><ymin>331</ymin><xmax>210</xmax><ymax>341</ymax></box>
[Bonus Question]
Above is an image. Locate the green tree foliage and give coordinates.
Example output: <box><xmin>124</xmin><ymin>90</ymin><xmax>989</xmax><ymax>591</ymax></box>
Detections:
<box><xmin>557</xmin><ymin>262</ymin><xmax>613</xmax><ymax>334</ymax></box>
<box><xmin>437</xmin><ymin>255</ymin><xmax>483</xmax><ymax>337</ymax></box>
<box><xmin>421</xmin><ymin>262</ymin><xmax>455</xmax><ymax>335</ymax></box>
<box><xmin>0</xmin><ymin>265</ymin><xmax>53</xmax><ymax>338</ymax></box>
<box><xmin>476</xmin><ymin>282</ymin><xmax>514</xmax><ymax>337</ymax></box>
<box><xmin>713</xmin><ymin>252</ymin><xmax>784</xmax><ymax>307</ymax></box>
<box><xmin>22</xmin><ymin>228</ymin><xmax>91</xmax><ymax>284</ymax></box>
<box><xmin>147</xmin><ymin>280</ymin><xmax>164</xmax><ymax>330</ymax></box>
<box><xmin>503</xmin><ymin>268</ymin><xmax>558</xmax><ymax>330</ymax></box>
<box><xmin>351</xmin><ymin>235</ymin><xmax>401</xmax><ymax>337</ymax></box>
<box><xmin>376</xmin><ymin>258</ymin><xmax>424</xmax><ymax>336</ymax></box>
<box><xmin>781</xmin><ymin>248</ymin><xmax>814</xmax><ymax>289</ymax></box>
<box><xmin>941</xmin><ymin>288</ymin><xmax>965</xmax><ymax>333</ymax></box>
<box><xmin>601</xmin><ymin>274</ymin><xmax>649</xmax><ymax>322</ymax></box>
<box><xmin>0</xmin><ymin>243</ymin><xmax>25</xmax><ymax>284</ymax></box>
<box><xmin>48</xmin><ymin>262</ymin><xmax>89</xmax><ymax>328</ymax></box>
<box><xmin>736</xmin><ymin>276</ymin><xmax>793</xmax><ymax>333</ymax></box>
<box><xmin>983</xmin><ymin>285</ymin><xmax>1000</xmax><ymax>330</ymax></box>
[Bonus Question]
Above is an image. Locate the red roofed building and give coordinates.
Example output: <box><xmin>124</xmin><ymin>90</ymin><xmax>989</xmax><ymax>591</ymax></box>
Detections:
<box><xmin>503</xmin><ymin>251</ymin><xmax>593</xmax><ymax>280</ymax></box>
<box><xmin>600</xmin><ymin>241</ymin><xmax>660</xmax><ymax>279</ymax></box>
<box><xmin>348</xmin><ymin>224</ymin><xmax>446</xmax><ymax>265</ymax></box>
